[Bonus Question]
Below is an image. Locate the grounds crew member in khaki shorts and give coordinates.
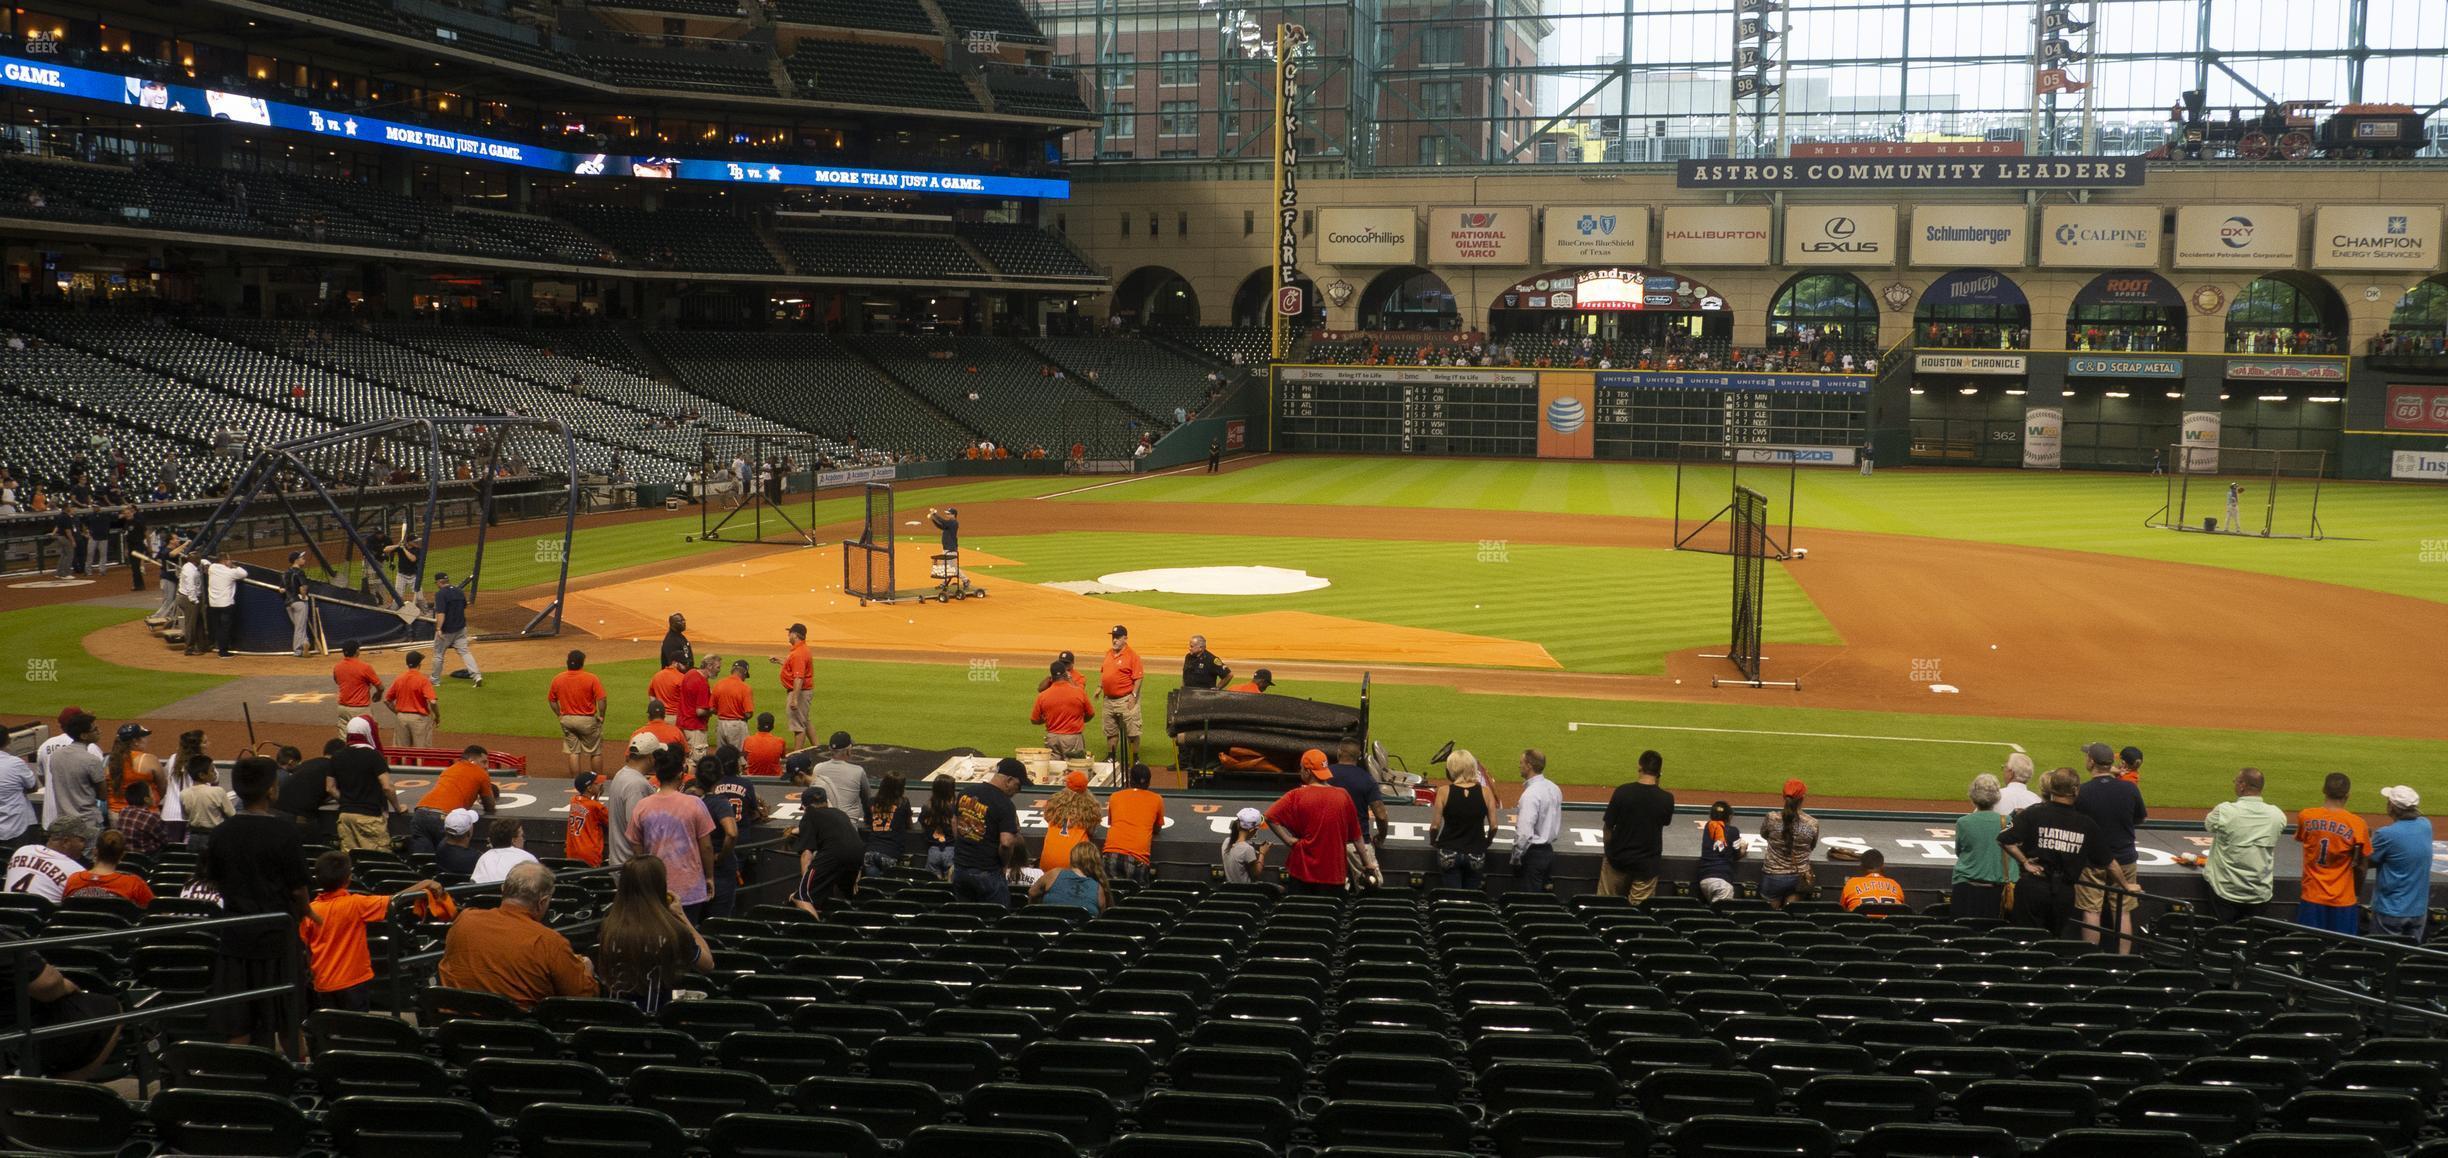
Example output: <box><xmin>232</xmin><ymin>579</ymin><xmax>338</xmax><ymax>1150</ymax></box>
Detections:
<box><xmin>331</xmin><ymin>641</ymin><xmax>383</xmax><ymax>734</ymax></box>
<box><xmin>383</xmin><ymin>651</ymin><xmax>438</xmax><ymax>748</ymax></box>
<box><xmin>776</xmin><ymin>623</ymin><xmax>814</xmax><ymax>749</ymax></box>
<box><xmin>712</xmin><ymin>659</ymin><xmax>756</xmax><ymax>753</ymax></box>
<box><xmin>1097</xmin><ymin>625</ymin><xmax>1144</xmax><ymax>769</ymax></box>
<box><xmin>1032</xmin><ymin>660</ymin><xmax>1091</xmax><ymax>759</ymax></box>
<box><xmin>547</xmin><ymin>649</ymin><xmax>608</xmax><ymax>776</ymax></box>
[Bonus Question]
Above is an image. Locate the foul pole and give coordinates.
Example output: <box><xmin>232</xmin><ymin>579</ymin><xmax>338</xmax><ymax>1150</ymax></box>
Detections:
<box><xmin>1270</xmin><ymin>22</ymin><xmax>1307</xmax><ymax>366</ymax></box>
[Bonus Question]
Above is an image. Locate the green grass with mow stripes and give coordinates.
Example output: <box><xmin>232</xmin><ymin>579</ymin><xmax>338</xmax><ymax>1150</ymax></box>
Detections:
<box><xmin>1088</xmin><ymin>458</ymin><xmax>2448</xmax><ymax>603</ymax></box>
<box><xmin>966</xmin><ymin>531</ymin><xmax>1837</xmax><ymax>674</ymax></box>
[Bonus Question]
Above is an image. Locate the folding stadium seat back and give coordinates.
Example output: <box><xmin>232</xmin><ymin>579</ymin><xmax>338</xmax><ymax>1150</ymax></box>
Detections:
<box><xmin>1169</xmin><ymin>1045</ymin><xmax>1307</xmax><ymax>1102</ymax></box>
<box><xmin>2175</xmin><ymin>1054</ymin><xmax>2311</xmax><ymax>1109</ymax></box>
<box><xmin>464</xmin><ymin>1057</ymin><xmax>617</xmax><ymax>1119</ymax></box>
<box><xmin>790</xmin><ymin>1001</ymin><xmax>912</xmax><ymax>1050</ymax></box>
<box><xmin>1748</xmin><ymin>1041</ymin><xmax>1876</xmax><ymax>1092</ymax></box>
<box><xmin>1469</xmin><ymin>1031</ymin><xmax>1597</xmax><ymax>1070</ymax></box>
<box><xmin>570</xmin><ymin>1025</ymin><xmax>704</xmax><ymax>1078</ymax></box>
<box><xmin>2352</xmin><ymin>1036</ymin><xmax>2448</xmax><ymax>1066</ymax></box>
<box><xmin>536</xmin><ymin>995</ymin><xmax>652</xmax><ymax>1033</ymax></box>
<box><xmin>2031</xmin><ymin>1049</ymin><xmax>2164</xmax><ymax>1101</ymax></box>
<box><xmin>1671</xmin><ymin>1113</ymin><xmax>1837</xmax><ymax>1158</ymax></box>
<box><xmin>1635</xmin><ymin>1067</ymin><xmax>1778</xmax><ymax>1123</ymax></box>
<box><xmin>624</xmin><ymin>1065</ymin><xmax>779</xmax><ymax>1131</ymax></box>
<box><xmin>1208</xmin><ymin>992</ymin><xmax>1320</xmax><ymax>1032</ymax></box>
<box><xmin>314</xmin><ymin>1049</ymin><xmax>454</xmax><ymax>1100</ymax></box>
<box><xmin>435</xmin><ymin>1017</ymin><xmax>561</xmax><ymax>1066</ymax></box>
<box><xmin>2099</xmin><ymin>1028</ymin><xmax>2218</xmax><ymax>1067</ymax></box>
<box><xmin>1607</xmin><ymin>1035</ymin><xmax>1738</xmax><ymax>1083</ymax></box>
<box><xmin>1310</xmin><ymin>1098</ymin><xmax>1474</xmax><ymax>1152</ymax></box>
<box><xmin>978</xmin><ymin>983</ymin><xmax>1081</xmax><ymax>1022</ymax></box>
<box><xmin>1715</xmin><ymin>1014</ymin><xmax>1833</xmax><ymax>1056</ymax></box>
<box><xmin>1059</xmin><ymin>1011</ymin><xmax>1180</xmax><ymax>1059</ymax></box>
<box><xmin>785</xmin><ymin>1076</ymin><xmax>945</xmax><ymax>1141</ymax></box>
<box><xmin>417</xmin><ymin>985</ymin><xmax>528</xmax><ymax>1024</ymax></box>
<box><xmin>1587</xmin><ymin>1007</ymin><xmax>1702</xmax><ymax>1044</ymax></box>
<box><xmin>705</xmin><ymin>1112</ymin><xmax>885</xmax><ymax>1158</ymax></box>
<box><xmin>662</xmin><ymin>997</ymin><xmax>784</xmax><ymax>1035</ymax></box>
<box><xmin>1841</xmin><ymin>1019</ymin><xmax>1959</xmax><ymax>1050</ymax></box>
<box><xmin>922</xmin><ymin>1006</ymin><xmax>1043</xmax><ymax>1052</ymax></box>
<box><xmin>1320</xmin><ymin>1052</ymin><xmax>1466</xmax><ymax>1104</ymax></box>
<box><xmin>308</xmin><ymin>1009</ymin><xmax>427</xmax><ymax>1055</ymax></box>
<box><xmin>1187</xmin><ymin>1019</ymin><xmax>1313</xmax><ymax>1060</ymax></box>
<box><xmin>1887</xmin><ymin>1046</ymin><xmax>2020</xmax><ymax>1097</ymax></box>
<box><xmin>1105</xmin><ymin>1132</ymin><xmax>1276</xmax><ymax>1158</ymax></box>
<box><xmin>1486</xmin><ymin>1107</ymin><xmax>1651</xmax><ymax>1158</ymax></box>
<box><xmin>1849</xmin><ymin>1122</ymin><xmax>2023</xmax><ymax>1158</ymax></box>
<box><xmin>2116</xmin><ymin>1083</ymin><xmax>2261</xmax><ymax>1146</ymax></box>
<box><xmin>325</xmin><ymin>1095</ymin><xmax>502</xmax><ymax>1158</ymax></box>
<box><xmin>2034</xmin><ymin>1127</ymin><xmax>2206</xmax><ymax>1158</ymax></box>
<box><xmin>2230</xmin><ymin>1031</ymin><xmax>2341</xmax><ymax>1071</ymax></box>
<box><xmin>962</xmin><ymin>1081</ymin><xmax>1119</xmax><ymax>1149</ymax></box>
<box><xmin>1088</xmin><ymin>986</ymin><xmax>1199</xmax><ymax>1026</ymax></box>
<box><xmin>516</xmin><ymin>1102</ymin><xmax>690</xmax><ymax>1158</ymax></box>
<box><xmin>715</xmin><ymin>1030</ymin><xmax>853</xmax><ymax>1088</ymax></box>
<box><xmin>1477</xmin><ymin>1060</ymin><xmax>1621</xmax><ymax>1113</ymax></box>
<box><xmin>865</xmin><ymin>1035</ymin><xmax>1003</xmax><ymax>1092</ymax></box>
<box><xmin>1015</xmin><ymin>1039</ymin><xmax>1154</xmax><ymax>1099</ymax></box>
<box><xmin>1135</xmin><ymin>1090</ymin><xmax>1298</xmax><ymax>1150</ymax></box>
<box><xmin>148</xmin><ymin>1087</ymin><xmax>312</xmax><ymax>1158</ymax></box>
<box><xmin>0</xmin><ymin>1076</ymin><xmax>138</xmax><ymax>1156</ymax></box>
<box><xmin>161</xmin><ymin>1041</ymin><xmax>307</xmax><ymax>1098</ymax></box>
<box><xmin>2222</xmin><ymin>1134</ymin><xmax>2391</xmax><ymax>1158</ymax></box>
<box><xmin>1954</xmin><ymin>1079</ymin><xmax>2101</xmax><ymax>1142</ymax></box>
<box><xmin>900</xmin><ymin>1123</ymin><xmax>1077</xmax><ymax>1158</ymax></box>
<box><xmin>2319</xmin><ymin>1059</ymin><xmax>2443</xmax><ymax>1101</ymax></box>
<box><xmin>1794</xmin><ymin>1074</ymin><xmax>1939</xmax><ymax>1135</ymax></box>
<box><xmin>2275</xmin><ymin>1089</ymin><xmax>2428</xmax><ymax>1149</ymax></box>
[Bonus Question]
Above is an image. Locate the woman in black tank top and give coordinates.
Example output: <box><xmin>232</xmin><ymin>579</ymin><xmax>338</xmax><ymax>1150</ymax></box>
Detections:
<box><xmin>1431</xmin><ymin>749</ymin><xmax>1503</xmax><ymax>891</ymax></box>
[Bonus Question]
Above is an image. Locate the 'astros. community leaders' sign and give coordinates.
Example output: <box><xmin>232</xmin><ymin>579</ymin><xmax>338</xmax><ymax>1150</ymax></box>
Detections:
<box><xmin>1679</xmin><ymin>157</ymin><xmax>2145</xmax><ymax>190</ymax></box>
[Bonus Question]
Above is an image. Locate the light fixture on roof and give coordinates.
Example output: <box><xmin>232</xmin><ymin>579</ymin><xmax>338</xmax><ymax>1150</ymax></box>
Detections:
<box><xmin>2165</xmin><ymin>391</ymin><xmax>2182</xmax><ymax>398</ymax></box>
<box><xmin>2259</xmin><ymin>394</ymin><xmax>2287</xmax><ymax>402</ymax></box>
<box><xmin>2062</xmin><ymin>390</ymin><xmax>2076</xmax><ymax>397</ymax></box>
<box><xmin>1957</xmin><ymin>387</ymin><xmax>1977</xmax><ymax>395</ymax></box>
<box><xmin>2005</xmin><ymin>388</ymin><xmax>2027</xmax><ymax>396</ymax></box>
<box><xmin>2104</xmin><ymin>391</ymin><xmax>2129</xmax><ymax>398</ymax></box>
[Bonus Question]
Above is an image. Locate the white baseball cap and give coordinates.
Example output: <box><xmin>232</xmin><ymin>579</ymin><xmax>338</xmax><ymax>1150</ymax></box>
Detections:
<box><xmin>2381</xmin><ymin>785</ymin><xmax>2421</xmax><ymax>810</ymax></box>
<box><xmin>344</xmin><ymin>716</ymin><xmax>374</xmax><ymax>739</ymax></box>
<box><xmin>628</xmin><ymin>733</ymin><xmax>665</xmax><ymax>756</ymax></box>
<box><xmin>443</xmin><ymin>808</ymin><xmax>481</xmax><ymax>836</ymax></box>
<box><xmin>1234</xmin><ymin>807</ymin><xmax>1263</xmax><ymax>830</ymax></box>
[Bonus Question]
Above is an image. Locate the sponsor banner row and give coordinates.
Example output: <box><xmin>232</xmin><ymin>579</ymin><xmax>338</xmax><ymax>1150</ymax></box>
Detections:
<box><xmin>2392</xmin><ymin>450</ymin><xmax>2448</xmax><ymax>480</ymax></box>
<box><xmin>2225</xmin><ymin>359</ymin><xmax>2346</xmax><ymax>382</ymax></box>
<box><xmin>1915</xmin><ymin>352</ymin><xmax>2029</xmax><ymax>375</ymax></box>
<box><xmin>1311</xmin><ymin>204</ymin><xmax>2442</xmax><ymax>272</ymax></box>
<box><xmin>814</xmin><ymin>464</ymin><xmax>897</xmax><ymax>489</ymax></box>
<box><xmin>2067</xmin><ymin>355</ymin><xmax>2183</xmax><ymax>378</ymax></box>
<box><xmin>1276</xmin><ymin>365</ymin><xmax>1867</xmax><ymax>395</ymax></box>
<box><xmin>1281</xmin><ymin>365</ymin><xmax>1540</xmax><ymax>386</ymax></box>
<box><xmin>1596</xmin><ymin>370</ymin><xmax>1869</xmax><ymax>395</ymax></box>
<box><xmin>2387</xmin><ymin>384</ymin><xmax>2448</xmax><ymax>432</ymax></box>
<box><xmin>1730</xmin><ymin>444</ymin><xmax>1860</xmax><ymax>466</ymax></box>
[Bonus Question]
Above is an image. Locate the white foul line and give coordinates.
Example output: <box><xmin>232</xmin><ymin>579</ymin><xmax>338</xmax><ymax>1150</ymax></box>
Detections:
<box><xmin>1032</xmin><ymin>454</ymin><xmax>1271</xmax><ymax>500</ymax></box>
<box><xmin>1569</xmin><ymin>720</ymin><xmax>2026</xmax><ymax>754</ymax></box>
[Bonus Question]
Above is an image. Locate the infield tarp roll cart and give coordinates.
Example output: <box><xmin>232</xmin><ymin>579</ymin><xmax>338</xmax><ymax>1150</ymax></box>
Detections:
<box><xmin>1167</xmin><ymin>676</ymin><xmax>1368</xmax><ymax>783</ymax></box>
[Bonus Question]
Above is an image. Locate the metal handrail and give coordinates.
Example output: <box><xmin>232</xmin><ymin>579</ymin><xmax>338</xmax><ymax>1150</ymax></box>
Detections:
<box><xmin>6</xmin><ymin>911</ymin><xmax>294</xmax><ymax>1077</ymax></box>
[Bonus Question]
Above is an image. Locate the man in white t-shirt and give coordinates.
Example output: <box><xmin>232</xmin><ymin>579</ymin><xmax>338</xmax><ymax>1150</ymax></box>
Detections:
<box><xmin>1994</xmin><ymin>752</ymin><xmax>2041</xmax><ymax>817</ymax></box>
<box><xmin>5</xmin><ymin>816</ymin><xmax>95</xmax><ymax>903</ymax></box>
<box><xmin>205</xmin><ymin>553</ymin><xmax>244</xmax><ymax>658</ymax></box>
<box><xmin>469</xmin><ymin>818</ymin><xmax>540</xmax><ymax>885</ymax></box>
<box><xmin>34</xmin><ymin>707</ymin><xmax>102</xmax><ymax>829</ymax></box>
<box><xmin>177</xmin><ymin>555</ymin><xmax>207</xmax><ymax>655</ymax></box>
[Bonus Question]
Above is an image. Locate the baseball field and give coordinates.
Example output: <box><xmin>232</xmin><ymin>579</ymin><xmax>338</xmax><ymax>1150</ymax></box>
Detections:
<box><xmin>19</xmin><ymin>455</ymin><xmax>2448</xmax><ymax>810</ymax></box>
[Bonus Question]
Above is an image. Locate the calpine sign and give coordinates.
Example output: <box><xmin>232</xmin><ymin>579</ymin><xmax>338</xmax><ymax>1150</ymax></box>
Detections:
<box><xmin>1680</xmin><ymin>157</ymin><xmax>2143</xmax><ymax>190</ymax></box>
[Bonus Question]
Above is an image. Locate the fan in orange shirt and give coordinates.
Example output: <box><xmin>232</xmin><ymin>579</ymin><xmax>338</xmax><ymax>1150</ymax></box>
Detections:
<box><xmin>646</xmin><ymin>658</ymin><xmax>688</xmax><ymax>722</ymax></box>
<box><xmin>1838</xmin><ymin>850</ymin><xmax>1908</xmax><ymax>915</ymax></box>
<box><xmin>331</xmin><ymin>641</ymin><xmax>383</xmax><ymax>734</ymax></box>
<box><xmin>775</xmin><ymin>623</ymin><xmax>814</xmax><ymax>748</ymax></box>
<box><xmin>1101</xmin><ymin>764</ymin><xmax>1166</xmax><ymax>885</ymax></box>
<box><xmin>2294</xmin><ymin>772</ymin><xmax>2371</xmax><ymax>933</ymax></box>
<box><xmin>383</xmin><ymin>651</ymin><xmax>439</xmax><ymax>748</ymax></box>
<box><xmin>300</xmin><ymin>849</ymin><xmax>443</xmax><ymax>1011</ymax></box>
<box><xmin>741</xmin><ymin>713</ymin><xmax>789</xmax><ymax>778</ymax></box>
<box><xmin>631</xmin><ymin>702</ymin><xmax>686</xmax><ymax>756</ymax></box>
<box><xmin>61</xmin><ymin>831</ymin><xmax>154</xmax><ymax>909</ymax></box>
<box><xmin>565</xmin><ymin>772</ymin><xmax>609</xmax><ymax>867</ymax></box>
<box><xmin>1031</xmin><ymin>660</ymin><xmax>1091</xmax><ymax>761</ymax></box>
<box><xmin>711</xmin><ymin>659</ymin><xmax>756</xmax><ymax>753</ymax></box>
<box><xmin>547</xmin><ymin>650</ymin><xmax>609</xmax><ymax>777</ymax></box>
<box><xmin>1225</xmin><ymin>669</ymin><xmax>1275</xmax><ymax>695</ymax></box>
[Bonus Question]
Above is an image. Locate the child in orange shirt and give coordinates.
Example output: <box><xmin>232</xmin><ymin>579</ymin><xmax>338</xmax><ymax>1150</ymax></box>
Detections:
<box><xmin>566</xmin><ymin>772</ymin><xmax>610</xmax><ymax>868</ymax></box>
<box><xmin>61</xmin><ymin>830</ymin><xmax>155</xmax><ymax>909</ymax></box>
<box><xmin>300</xmin><ymin>850</ymin><xmax>443</xmax><ymax>1011</ymax></box>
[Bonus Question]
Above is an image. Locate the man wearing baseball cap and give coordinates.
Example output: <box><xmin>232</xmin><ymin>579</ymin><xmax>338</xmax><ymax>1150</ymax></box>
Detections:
<box><xmin>603</xmin><ymin>734</ymin><xmax>661</xmax><ymax>868</ymax></box>
<box><xmin>2116</xmin><ymin>746</ymin><xmax>2144</xmax><ymax>783</ymax></box>
<box><xmin>1097</xmin><ymin>626</ymin><xmax>1145</xmax><ymax>769</ymax></box>
<box><xmin>1264</xmin><ymin>750</ymin><xmax>1373</xmax><ymax>896</ymax></box>
<box><xmin>433</xmin><ymin>808</ymin><xmax>485</xmax><ymax>876</ymax></box>
<box><xmin>2072</xmin><ymin>742</ymin><xmax>2147</xmax><ymax>953</ymax></box>
<box><xmin>2001</xmin><ymin>767</ymin><xmax>2112</xmax><ymax>938</ymax></box>
<box><xmin>950</xmin><ymin>758</ymin><xmax>1025</xmax><ymax>905</ymax></box>
<box><xmin>2368</xmin><ymin>786</ymin><xmax>2432</xmax><ymax>944</ymax></box>
<box><xmin>792</xmin><ymin>784</ymin><xmax>861</xmax><ymax>915</ymax></box>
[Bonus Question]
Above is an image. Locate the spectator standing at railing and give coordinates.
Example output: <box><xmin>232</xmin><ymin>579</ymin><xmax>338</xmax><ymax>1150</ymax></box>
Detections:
<box><xmin>2199</xmin><ymin>767</ymin><xmax>2287</xmax><ymax>924</ymax></box>
<box><xmin>280</xmin><ymin>551</ymin><xmax>312</xmax><ymax>656</ymax></box>
<box><xmin>1999</xmin><ymin>767</ymin><xmax>2110</xmax><ymax>938</ymax></box>
<box><xmin>205</xmin><ymin>551</ymin><xmax>243</xmax><ymax>659</ymax></box>
<box><xmin>301</xmin><ymin>850</ymin><xmax>441</xmax><ymax>1013</ymax></box>
<box><xmin>203</xmin><ymin>756</ymin><xmax>311</xmax><ymax>1058</ymax></box>
<box><xmin>2369</xmin><ymin>786</ymin><xmax>2432</xmax><ymax>944</ymax></box>
<box><xmin>2072</xmin><ymin>742</ymin><xmax>2146</xmax><ymax>952</ymax></box>
<box><xmin>2293</xmin><ymin>773</ymin><xmax>2369</xmax><ymax>932</ymax></box>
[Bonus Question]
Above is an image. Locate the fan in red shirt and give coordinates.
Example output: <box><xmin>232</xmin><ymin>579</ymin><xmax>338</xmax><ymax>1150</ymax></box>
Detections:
<box><xmin>676</xmin><ymin>656</ymin><xmax>716</xmax><ymax>763</ymax></box>
<box><xmin>1264</xmin><ymin>750</ymin><xmax>1374</xmax><ymax>896</ymax></box>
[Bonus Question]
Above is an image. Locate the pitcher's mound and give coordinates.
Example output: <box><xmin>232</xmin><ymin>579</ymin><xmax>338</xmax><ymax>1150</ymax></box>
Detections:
<box><xmin>1080</xmin><ymin>565</ymin><xmax>1331</xmax><ymax>597</ymax></box>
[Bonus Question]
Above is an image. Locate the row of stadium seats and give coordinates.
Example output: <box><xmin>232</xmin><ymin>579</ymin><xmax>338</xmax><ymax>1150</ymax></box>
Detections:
<box><xmin>644</xmin><ymin>330</ymin><xmax>981</xmax><ymax>459</ymax></box>
<box><xmin>851</xmin><ymin>335</ymin><xmax>1145</xmax><ymax>453</ymax></box>
<box><xmin>5</xmin><ymin>868</ymin><xmax>2444</xmax><ymax>1158</ymax></box>
<box><xmin>1022</xmin><ymin>335</ymin><xmax>1236</xmax><ymax>418</ymax></box>
<box><xmin>772</xmin><ymin>0</ymin><xmax>936</xmax><ymax>34</ymax></box>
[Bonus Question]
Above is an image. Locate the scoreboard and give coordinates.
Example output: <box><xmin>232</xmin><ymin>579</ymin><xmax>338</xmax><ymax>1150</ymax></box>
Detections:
<box><xmin>1276</xmin><ymin>366</ymin><xmax>1867</xmax><ymax>459</ymax></box>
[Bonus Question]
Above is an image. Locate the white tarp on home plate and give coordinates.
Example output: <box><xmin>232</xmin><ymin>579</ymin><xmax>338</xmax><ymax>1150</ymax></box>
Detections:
<box><xmin>1046</xmin><ymin>565</ymin><xmax>1332</xmax><ymax>597</ymax></box>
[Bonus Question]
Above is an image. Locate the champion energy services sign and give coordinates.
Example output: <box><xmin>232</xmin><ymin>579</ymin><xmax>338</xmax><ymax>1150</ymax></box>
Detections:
<box><xmin>2313</xmin><ymin>206</ymin><xmax>2441</xmax><ymax>272</ymax></box>
<box><xmin>1314</xmin><ymin>207</ymin><xmax>1416</xmax><ymax>265</ymax></box>
<box><xmin>1428</xmin><ymin>206</ymin><xmax>1531</xmax><ymax>265</ymax></box>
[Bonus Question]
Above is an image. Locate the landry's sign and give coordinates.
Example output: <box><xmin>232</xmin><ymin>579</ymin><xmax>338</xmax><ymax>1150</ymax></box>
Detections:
<box><xmin>1915</xmin><ymin>352</ymin><xmax>2028</xmax><ymax>375</ymax></box>
<box><xmin>2226</xmin><ymin>359</ymin><xmax>2346</xmax><ymax>382</ymax></box>
<box><xmin>815</xmin><ymin>465</ymin><xmax>897</xmax><ymax>488</ymax></box>
<box><xmin>2067</xmin><ymin>356</ymin><xmax>2182</xmax><ymax>378</ymax></box>
<box><xmin>1679</xmin><ymin>156</ymin><xmax>2143</xmax><ymax>190</ymax></box>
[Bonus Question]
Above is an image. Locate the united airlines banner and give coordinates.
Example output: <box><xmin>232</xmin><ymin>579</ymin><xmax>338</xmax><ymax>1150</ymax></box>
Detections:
<box><xmin>0</xmin><ymin>59</ymin><xmax>1068</xmax><ymax>199</ymax></box>
<box><xmin>2022</xmin><ymin>405</ymin><xmax>2063</xmax><ymax>469</ymax></box>
<box><xmin>1542</xmin><ymin>206</ymin><xmax>1650</xmax><ymax>265</ymax></box>
<box><xmin>1783</xmin><ymin>205</ymin><xmax>1896</xmax><ymax>267</ymax></box>
<box><xmin>1537</xmin><ymin>371</ymin><xmax>1596</xmax><ymax>460</ymax></box>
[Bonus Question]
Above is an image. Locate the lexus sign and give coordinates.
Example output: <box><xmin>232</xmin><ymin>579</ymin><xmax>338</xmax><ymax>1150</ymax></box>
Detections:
<box><xmin>1785</xmin><ymin>204</ymin><xmax>1896</xmax><ymax>267</ymax></box>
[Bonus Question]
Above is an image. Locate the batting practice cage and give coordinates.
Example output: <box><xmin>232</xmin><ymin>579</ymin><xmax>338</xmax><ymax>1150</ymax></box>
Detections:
<box><xmin>1671</xmin><ymin>441</ymin><xmax>1851</xmax><ymax>559</ymax></box>
<box><xmin>698</xmin><ymin>430</ymin><xmax>826</xmax><ymax>545</ymax></box>
<box><xmin>1716</xmin><ymin>484</ymin><xmax>1796</xmax><ymax>689</ymax></box>
<box><xmin>183</xmin><ymin>416</ymin><xmax>579</xmax><ymax>655</ymax></box>
<box><xmin>843</xmin><ymin>482</ymin><xmax>897</xmax><ymax>606</ymax></box>
<box><xmin>2146</xmin><ymin>446</ymin><xmax>2331</xmax><ymax>540</ymax></box>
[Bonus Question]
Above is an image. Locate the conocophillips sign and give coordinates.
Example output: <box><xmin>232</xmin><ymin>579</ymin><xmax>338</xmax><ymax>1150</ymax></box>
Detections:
<box><xmin>1315</xmin><ymin>207</ymin><xmax>1416</xmax><ymax>265</ymax></box>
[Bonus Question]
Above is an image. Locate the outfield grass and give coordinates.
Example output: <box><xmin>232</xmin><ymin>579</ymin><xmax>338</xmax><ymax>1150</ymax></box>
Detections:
<box><xmin>968</xmin><ymin>531</ymin><xmax>1838</xmax><ymax>674</ymax></box>
<box><xmin>1086</xmin><ymin>458</ymin><xmax>2448</xmax><ymax>603</ymax></box>
<box><xmin>0</xmin><ymin>607</ymin><xmax>233</xmax><ymax>721</ymax></box>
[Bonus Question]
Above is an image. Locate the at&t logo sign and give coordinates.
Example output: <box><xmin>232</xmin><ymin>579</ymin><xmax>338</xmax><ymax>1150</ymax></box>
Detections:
<box><xmin>1545</xmin><ymin>397</ymin><xmax>1587</xmax><ymax>434</ymax></box>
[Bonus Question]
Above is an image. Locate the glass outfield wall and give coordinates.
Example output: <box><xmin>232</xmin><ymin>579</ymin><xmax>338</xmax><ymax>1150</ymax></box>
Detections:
<box><xmin>1031</xmin><ymin>0</ymin><xmax>2448</xmax><ymax>167</ymax></box>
